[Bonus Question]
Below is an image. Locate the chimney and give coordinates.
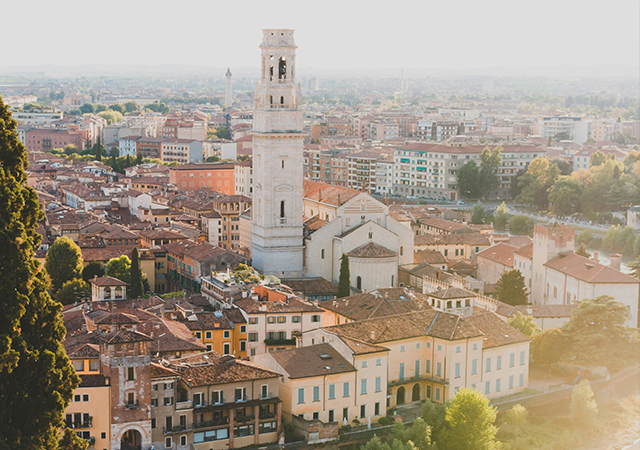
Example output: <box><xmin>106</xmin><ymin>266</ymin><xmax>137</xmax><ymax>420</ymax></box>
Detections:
<box><xmin>370</xmin><ymin>330</ymin><xmax>375</xmax><ymax>341</ymax></box>
<box><xmin>592</xmin><ymin>252</ymin><xmax>599</xmax><ymax>263</ymax></box>
<box><xmin>609</xmin><ymin>253</ymin><xmax>622</xmax><ymax>271</ymax></box>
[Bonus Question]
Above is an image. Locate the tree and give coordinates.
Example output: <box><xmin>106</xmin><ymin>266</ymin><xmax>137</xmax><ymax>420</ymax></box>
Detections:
<box><xmin>45</xmin><ymin>236</ymin><xmax>84</xmax><ymax>292</ymax></box>
<box><xmin>508</xmin><ymin>215</ymin><xmax>534</xmax><ymax>235</ymax></box>
<box><xmin>515</xmin><ymin>157</ymin><xmax>560</xmax><ymax>210</ymax></box>
<box><xmin>338</xmin><ymin>254</ymin><xmax>350</xmax><ymax>298</ymax></box>
<box><xmin>440</xmin><ymin>388</ymin><xmax>501</xmax><ymax>450</ymax></box>
<box><xmin>97</xmin><ymin>110</ymin><xmax>123</xmax><ymax>124</ymax></box>
<box><xmin>105</xmin><ymin>255</ymin><xmax>131</xmax><ymax>283</ymax></box>
<box><xmin>495</xmin><ymin>270</ymin><xmax>528</xmax><ymax>306</ymax></box>
<box><xmin>493</xmin><ymin>202</ymin><xmax>508</xmax><ymax>230</ymax></box>
<box><xmin>206</xmin><ymin>155</ymin><xmax>221</xmax><ymax>162</ymax></box>
<box><xmin>561</xmin><ymin>295</ymin><xmax>636</xmax><ymax>369</ymax></box>
<box><xmin>590</xmin><ymin>151</ymin><xmax>607</xmax><ymax>167</ymax></box>
<box><xmin>389</xmin><ymin>417</ymin><xmax>434</xmax><ymax>450</ymax></box>
<box><xmin>214</xmin><ymin>126</ymin><xmax>231</xmax><ymax>140</ymax></box>
<box><xmin>81</xmin><ymin>261</ymin><xmax>104</xmax><ymax>281</ymax></box>
<box><xmin>58</xmin><ymin>428</ymin><xmax>89</xmax><ymax>450</ymax></box>
<box><xmin>124</xmin><ymin>101</ymin><xmax>139</xmax><ymax>113</ymax></box>
<box><xmin>553</xmin><ymin>131</ymin><xmax>571</xmax><ymax>141</ymax></box>
<box><xmin>479</xmin><ymin>145</ymin><xmax>503</xmax><ymax>196</ymax></box>
<box><xmin>0</xmin><ymin>95</ymin><xmax>79</xmax><ymax>447</ymax></box>
<box><xmin>79</xmin><ymin>103</ymin><xmax>95</xmax><ymax>115</ymax></box>
<box><xmin>64</xmin><ymin>144</ymin><xmax>79</xmax><ymax>155</ymax></box>
<box><xmin>471</xmin><ymin>203</ymin><xmax>485</xmax><ymax>224</ymax></box>
<box><xmin>548</xmin><ymin>177</ymin><xmax>583</xmax><ymax>215</ymax></box>
<box><xmin>91</xmin><ymin>136</ymin><xmax>104</xmax><ymax>162</ymax></box>
<box><xmin>570</xmin><ymin>380</ymin><xmax>598</xmax><ymax>430</ymax></box>
<box><xmin>421</xmin><ymin>399</ymin><xmax>447</xmax><ymax>442</ymax></box>
<box><xmin>55</xmin><ymin>279</ymin><xmax>90</xmax><ymax>305</ymax></box>
<box><xmin>129</xmin><ymin>248</ymin><xmax>144</xmax><ymax>298</ymax></box>
<box><xmin>508</xmin><ymin>312</ymin><xmax>540</xmax><ymax>339</ymax></box>
<box><xmin>575</xmin><ymin>243</ymin><xmax>591</xmax><ymax>258</ymax></box>
<box><xmin>629</xmin><ymin>256</ymin><xmax>640</xmax><ymax>279</ymax></box>
<box><xmin>457</xmin><ymin>161</ymin><xmax>481</xmax><ymax>199</ymax></box>
<box><xmin>531</xmin><ymin>328</ymin><xmax>565</xmax><ymax>371</ymax></box>
<box><xmin>107</xmin><ymin>104</ymin><xmax>125</xmax><ymax>114</ymax></box>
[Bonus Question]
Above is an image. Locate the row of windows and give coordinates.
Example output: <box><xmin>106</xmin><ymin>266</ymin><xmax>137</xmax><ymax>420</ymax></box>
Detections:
<box><xmin>299</xmin><ymin>403</ymin><xmax>381</xmax><ymax>422</ymax></box>
<box><xmin>248</xmin><ymin>314</ymin><xmax>320</xmax><ymax>325</ymax></box>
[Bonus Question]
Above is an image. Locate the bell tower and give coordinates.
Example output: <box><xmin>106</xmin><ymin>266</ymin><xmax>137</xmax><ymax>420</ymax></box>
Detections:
<box><xmin>251</xmin><ymin>29</ymin><xmax>304</xmax><ymax>277</ymax></box>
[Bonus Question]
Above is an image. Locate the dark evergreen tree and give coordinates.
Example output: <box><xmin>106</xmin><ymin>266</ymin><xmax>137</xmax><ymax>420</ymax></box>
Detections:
<box><xmin>495</xmin><ymin>270</ymin><xmax>529</xmax><ymax>305</ymax></box>
<box><xmin>338</xmin><ymin>253</ymin><xmax>351</xmax><ymax>298</ymax></box>
<box><xmin>0</xmin><ymin>95</ymin><xmax>79</xmax><ymax>448</ymax></box>
<box><xmin>129</xmin><ymin>248</ymin><xmax>144</xmax><ymax>299</ymax></box>
<box><xmin>81</xmin><ymin>261</ymin><xmax>104</xmax><ymax>282</ymax></box>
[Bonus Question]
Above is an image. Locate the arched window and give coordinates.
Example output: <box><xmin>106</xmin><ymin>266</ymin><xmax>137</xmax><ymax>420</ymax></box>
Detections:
<box><xmin>325</xmin><ymin>214</ymin><xmax>329</xmax><ymax>222</ymax></box>
<box><xmin>412</xmin><ymin>384</ymin><xmax>421</xmax><ymax>402</ymax></box>
<box><xmin>104</xmin><ymin>287</ymin><xmax>111</xmax><ymax>299</ymax></box>
<box><xmin>280</xmin><ymin>201</ymin><xmax>285</xmax><ymax>218</ymax></box>
<box><xmin>356</xmin><ymin>276</ymin><xmax>362</xmax><ymax>290</ymax></box>
<box><xmin>278</xmin><ymin>57</ymin><xmax>286</xmax><ymax>80</ymax></box>
<box><xmin>321</xmin><ymin>249</ymin><xmax>325</xmax><ymax>259</ymax></box>
<box><xmin>397</xmin><ymin>386</ymin><xmax>405</xmax><ymax>405</ymax></box>
<box><xmin>368</xmin><ymin>232</ymin><xmax>373</xmax><ymax>239</ymax></box>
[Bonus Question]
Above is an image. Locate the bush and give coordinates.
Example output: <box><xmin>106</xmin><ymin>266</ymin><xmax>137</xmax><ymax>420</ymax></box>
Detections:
<box><xmin>509</xmin><ymin>215</ymin><xmax>535</xmax><ymax>235</ymax></box>
<box><xmin>377</xmin><ymin>416</ymin><xmax>393</xmax><ymax>426</ymax></box>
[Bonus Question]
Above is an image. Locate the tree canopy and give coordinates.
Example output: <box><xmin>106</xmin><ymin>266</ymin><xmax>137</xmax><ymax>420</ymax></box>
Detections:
<box><xmin>508</xmin><ymin>215</ymin><xmax>535</xmax><ymax>235</ymax></box>
<box><xmin>105</xmin><ymin>255</ymin><xmax>131</xmax><ymax>283</ymax></box>
<box><xmin>471</xmin><ymin>203</ymin><xmax>485</xmax><ymax>224</ymax></box>
<box><xmin>129</xmin><ymin>248</ymin><xmax>144</xmax><ymax>299</ymax></box>
<box><xmin>495</xmin><ymin>270</ymin><xmax>529</xmax><ymax>306</ymax></box>
<box><xmin>493</xmin><ymin>202</ymin><xmax>508</xmax><ymax>230</ymax></box>
<box><xmin>45</xmin><ymin>236</ymin><xmax>84</xmax><ymax>292</ymax></box>
<box><xmin>0</xmin><ymin>95</ymin><xmax>79</xmax><ymax>448</ymax></box>
<box><xmin>508</xmin><ymin>312</ymin><xmax>540</xmax><ymax>339</ymax></box>
<box><xmin>55</xmin><ymin>279</ymin><xmax>91</xmax><ymax>305</ymax></box>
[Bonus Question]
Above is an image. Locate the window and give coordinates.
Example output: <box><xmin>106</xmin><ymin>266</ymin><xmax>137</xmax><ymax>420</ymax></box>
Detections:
<box><xmin>510</xmin><ymin>353</ymin><xmax>515</xmax><ymax>368</ymax></box>
<box><xmin>165</xmin><ymin>382</ymin><xmax>174</xmax><ymax>390</ymax></box>
<box><xmin>223</xmin><ymin>343</ymin><xmax>230</xmax><ymax>355</ymax></box>
<box><xmin>240</xmin><ymin>325</ymin><xmax>246</xmax><ymax>333</ymax></box>
<box><xmin>259</xmin><ymin>421</ymin><xmax>277</xmax><ymax>434</ymax></box>
<box><xmin>376</xmin><ymin>359</ymin><xmax>382</xmax><ymax>366</ymax></box>
<box><xmin>361</xmin><ymin>379</ymin><xmax>367</xmax><ymax>395</ymax></box>
<box><xmin>343</xmin><ymin>407</ymin><xmax>349</xmax><ymax>421</ymax></box>
<box><xmin>248</xmin><ymin>333</ymin><xmax>258</xmax><ymax>342</ymax></box>
<box><xmin>437</xmin><ymin>345</ymin><xmax>442</xmax><ymax>351</ymax></box>
<box><xmin>362</xmin><ymin>361</ymin><xmax>368</xmax><ymax>368</ymax></box>
<box><xmin>311</xmin><ymin>315</ymin><xmax>320</xmax><ymax>323</ymax></box>
<box><xmin>416</xmin><ymin>343</ymin><xmax>421</xmax><ymax>349</ymax></box>
<box><xmin>328</xmin><ymin>410</ymin><xmax>334</xmax><ymax>422</ymax></box>
<box><xmin>456</xmin><ymin>346</ymin><xmax>461</xmax><ymax>353</ymax></box>
<box><xmin>455</xmin><ymin>363</ymin><xmax>461</xmax><ymax>378</ymax></box>
<box><xmin>375</xmin><ymin>377</ymin><xmax>381</xmax><ymax>393</ymax></box>
<box><xmin>195</xmin><ymin>331</ymin><xmax>202</xmax><ymax>339</ymax></box>
<box><xmin>181</xmin><ymin>435</ymin><xmax>187</xmax><ymax>446</ymax></box>
<box><xmin>205</xmin><ymin>331</ymin><xmax>212</xmax><ymax>339</ymax></box>
<box><xmin>509</xmin><ymin>375</ymin><xmax>514</xmax><ymax>389</ymax></box>
<box><xmin>193</xmin><ymin>392</ymin><xmax>204</xmax><ymax>407</ymax></box>
<box><xmin>127</xmin><ymin>392</ymin><xmax>135</xmax><ymax>406</ymax></box>
<box><xmin>519</xmin><ymin>374</ymin><xmax>524</xmax><ymax>387</ymax></box>
<box><xmin>277</xmin><ymin>316</ymin><xmax>286</xmax><ymax>324</ymax></box>
<box><xmin>164</xmin><ymin>396</ymin><xmax>174</xmax><ymax>406</ymax></box>
<box><xmin>356</xmin><ymin>276</ymin><xmax>362</xmax><ymax>290</ymax></box>
<box><xmin>234</xmin><ymin>424</ymin><xmax>254</xmax><ymax>437</ymax></box>
<box><xmin>375</xmin><ymin>402</ymin><xmax>380</xmax><ymax>416</ymax></box>
<box><xmin>415</xmin><ymin>360</ymin><xmax>420</xmax><ymax>377</ymax></box>
<box><xmin>312</xmin><ymin>412</ymin><xmax>319</xmax><ymax>420</ymax></box>
<box><xmin>329</xmin><ymin>384</ymin><xmax>335</xmax><ymax>400</ymax></box>
<box><xmin>165</xmin><ymin>438</ymin><xmax>172</xmax><ymax>448</ymax></box>
<box><xmin>520</xmin><ymin>351</ymin><xmax>525</xmax><ymax>365</ymax></box>
<box><xmin>435</xmin><ymin>387</ymin><xmax>441</xmax><ymax>402</ymax></box>
<box><xmin>313</xmin><ymin>386</ymin><xmax>320</xmax><ymax>402</ymax></box>
<box><xmin>399</xmin><ymin>363</ymin><xmax>405</xmax><ymax>380</ymax></box>
<box><xmin>360</xmin><ymin>405</ymin><xmax>366</xmax><ymax>419</ymax></box>
<box><xmin>497</xmin><ymin>356</ymin><xmax>502</xmax><ymax>370</ymax></box>
<box><xmin>472</xmin><ymin>359</ymin><xmax>477</xmax><ymax>375</ymax></box>
<box><xmin>151</xmin><ymin>419</ymin><xmax>156</xmax><ymax>429</ymax></box>
<box><xmin>427</xmin><ymin>342</ymin><xmax>431</xmax><ymax>349</ymax></box>
<box><xmin>235</xmin><ymin>388</ymin><xmax>246</xmax><ymax>402</ymax></box>
<box><xmin>212</xmin><ymin>390</ymin><xmax>223</xmax><ymax>404</ymax></box>
<box><xmin>496</xmin><ymin>379</ymin><xmax>501</xmax><ymax>392</ymax></box>
<box><xmin>400</xmin><ymin>345</ymin><xmax>405</xmax><ymax>352</ymax></box>
<box><xmin>127</xmin><ymin>367</ymin><xmax>135</xmax><ymax>380</ymax></box>
<box><xmin>223</xmin><ymin>330</ymin><xmax>230</xmax><ymax>338</ymax></box>
<box><xmin>249</xmin><ymin>317</ymin><xmax>258</xmax><ymax>324</ymax></box>
<box><xmin>261</xmin><ymin>384</ymin><xmax>268</xmax><ymax>399</ymax></box>
<box><xmin>321</xmin><ymin>249</ymin><xmax>325</xmax><ymax>259</ymax></box>
<box><xmin>82</xmin><ymin>394</ymin><xmax>89</xmax><ymax>402</ymax></box>
<box><xmin>268</xmin><ymin>317</ymin><xmax>275</xmax><ymax>324</ymax></box>
<box><xmin>151</xmin><ymin>398</ymin><xmax>158</xmax><ymax>407</ymax></box>
<box><xmin>292</xmin><ymin>315</ymin><xmax>301</xmax><ymax>323</ymax></box>
<box><xmin>485</xmin><ymin>381</ymin><xmax>490</xmax><ymax>395</ymax></box>
<box><xmin>298</xmin><ymin>388</ymin><xmax>304</xmax><ymax>404</ymax></box>
<box><xmin>436</xmin><ymin>362</ymin><xmax>441</xmax><ymax>377</ymax></box>
<box><xmin>280</xmin><ymin>201</ymin><xmax>285</xmax><ymax>218</ymax></box>
<box><xmin>426</xmin><ymin>360</ymin><xmax>431</xmax><ymax>374</ymax></box>
<box><xmin>486</xmin><ymin>358</ymin><xmax>491</xmax><ymax>372</ymax></box>
<box><xmin>343</xmin><ymin>382</ymin><xmax>350</xmax><ymax>398</ymax></box>
<box><xmin>240</xmin><ymin>340</ymin><xmax>246</xmax><ymax>352</ymax></box>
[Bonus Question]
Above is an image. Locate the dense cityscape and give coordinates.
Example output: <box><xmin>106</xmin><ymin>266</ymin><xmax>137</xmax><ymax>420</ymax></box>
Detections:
<box><xmin>0</xmin><ymin>11</ymin><xmax>639</xmax><ymax>450</ymax></box>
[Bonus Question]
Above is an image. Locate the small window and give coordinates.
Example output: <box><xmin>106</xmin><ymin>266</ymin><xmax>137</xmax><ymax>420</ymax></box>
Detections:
<box><xmin>127</xmin><ymin>367</ymin><xmax>135</xmax><ymax>381</ymax></box>
<box><xmin>223</xmin><ymin>330</ymin><xmax>230</xmax><ymax>338</ymax></box>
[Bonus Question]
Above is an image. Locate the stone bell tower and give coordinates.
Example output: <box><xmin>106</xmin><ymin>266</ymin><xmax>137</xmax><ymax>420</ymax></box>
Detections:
<box><xmin>251</xmin><ymin>29</ymin><xmax>304</xmax><ymax>278</ymax></box>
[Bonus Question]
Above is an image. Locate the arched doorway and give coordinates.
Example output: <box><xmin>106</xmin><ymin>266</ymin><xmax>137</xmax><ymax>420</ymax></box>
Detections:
<box><xmin>412</xmin><ymin>384</ymin><xmax>421</xmax><ymax>402</ymax></box>
<box><xmin>396</xmin><ymin>386</ymin><xmax>405</xmax><ymax>405</ymax></box>
<box><xmin>121</xmin><ymin>429</ymin><xmax>142</xmax><ymax>450</ymax></box>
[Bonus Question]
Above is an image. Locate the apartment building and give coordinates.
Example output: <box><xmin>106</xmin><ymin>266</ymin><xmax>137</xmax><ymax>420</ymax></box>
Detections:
<box><xmin>169</xmin><ymin>163</ymin><xmax>236</xmax><ymax>195</ymax></box>
<box><xmin>347</xmin><ymin>150</ymin><xmax>378</xmax><ymax>192</ymax></box>
<box><xmin>136</xmin><ymin>137</ymin><xmax>165</xmax><ymax>159</ymax></box>
<box><xmin>23</xmin><ymin>128</ymin><xmax>86</xmax><ymax>152</ymax></box>
<box><xmin>234</xmin><ymin>161</ymin><xmax>253</xmax><ymax>196</ymax></box>
<box><xmin>538</xmin><ymin>116</ymin><xmax>590</xmax><ymax>144</ymax></box>
<box><xmin>181</xmin><ymin>310</ymin><xmax>248</xmax><ymax>358</ymax></box>
<box><xmin>311</xmin><ymin>117</ymin><xmax>352</xmax><ymax>141</ymax></box>
<box><xmin>233</xmin><ymin>285</ymin><xmax>325</xmax><ymax>356</ymax></box>
<box><xmin>392</xmin><ymin>143</ymin><xmax>546</xmax><ymax>200</ymax></box>
<box><xmin>374</xmin><ymin>157</ymin><xmax>394</xmax><ymax>195</ymax></box>
<box><xmin>160</xmin><ymin>139</ymin><xmax>204</xmax><ymax>164</ymax></box>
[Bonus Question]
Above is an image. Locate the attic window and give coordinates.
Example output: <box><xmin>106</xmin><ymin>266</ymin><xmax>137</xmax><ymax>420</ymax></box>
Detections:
<box><xmin>319</xmin><ymin>354</ymin><xmax>331</xmax><ymax>360</ymax></box>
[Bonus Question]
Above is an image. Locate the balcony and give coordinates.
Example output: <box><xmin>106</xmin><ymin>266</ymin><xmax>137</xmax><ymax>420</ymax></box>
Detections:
<box><xmin>125</xmin><ymin>401</ymin><xmax>139</xmax><ymax>409</ymax></box>
<box><xmin>66</xmin><ymin>418</ymin><xmax>92</xmax><ymax>429</ymax></box>
<box><xmin>194</xmin><ymin>417</ymin><xmax>229</xmax><ymax>429</ymax></box>
<box><xmin>259</xmin><ymin>411</ymin><xmax>277</xmax><ymax>420</ymax></box>
<box><xmin>176</xmin><ymin>399</ymin><xmax>193</xmax><ymax>410</ymax></box>
<box><xmin>264</xmin><ymin>338</ymin><xmax>296</xmax><ymax>346</ymax></box>
<box><xmin>163</xmin><ymin>424</ymin><xmax>191</xmax><ymax>434</ymax></box>
<box><xmin>236</xmin><ymin>414</ymin><xmax>255</xmax><ymax>423</ymax></box>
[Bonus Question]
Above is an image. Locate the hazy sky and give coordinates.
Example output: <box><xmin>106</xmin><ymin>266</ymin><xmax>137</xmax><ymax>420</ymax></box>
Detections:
<box><xmin>3</xmin><ymin>0</ymin><xmax>639</xmax><ymax>72</ymax></box>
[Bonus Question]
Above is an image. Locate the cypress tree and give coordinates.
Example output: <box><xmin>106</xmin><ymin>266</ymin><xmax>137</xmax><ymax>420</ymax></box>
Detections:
<box><xmin>94</xmin><ymin>135</ymin><xmax>102</xmax><ymax>161</ymax></box>
<box><xmin>0</xmin><ymin>96</ymin><xmax>79</xmax><ymax>447</ymax></box>
<box><xmin>338</xmin><ymin>253</ymin><xmax>351</xmax><ymax>298</ymax></box>
<box><xmin>129</xmin><ymin>247</ymin><xmax>144</xmax><ymax>299</ymax></box>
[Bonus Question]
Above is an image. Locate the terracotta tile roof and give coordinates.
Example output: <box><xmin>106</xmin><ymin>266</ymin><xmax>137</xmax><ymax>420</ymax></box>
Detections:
<box><xmin>174</xmin><ymin>354</ymin><xmax>281</xmax><ymax>387</ymax></box>
<box><xmin>494</xmin><ymin>301</ymin><xmax>576</xmax><ymax>319</ymax></box>
<box><xmin>513</xmin><ymin>244</ymin><xmax>534</xmax><ymax>259</ymax></box>
<box><xmin>303</xmin><ymin>180</ymin><xmax>361</xmax><ymax>206</ymax></box>
<box><xmin>139</xmin><ymin>229</ymin><xmax>187</xmax><ymax>240</ymax></box>
<box><xmin>234</xmin><ymin>297</ymin><xmax>324</xmax><ymax>314</ymax></box>
<box><xmin>414</xmin><ymin>250</ymin><xmax>448</xmax><ymax>265</ymax></box>
<box><xmin>269</xmin><ymin>343</ymin><xmax>356</xmax><ymax>379</ymax></box>
<box><xmin>281</xmin><ymin>278</ymin><xmax>339</xmax><ymax>296</ymax></box>
<box><xmin>79</xmin><ymin>374</ymin><xmax>108</xmax><ymax>387</ymax></box>
<box><xmin>222</xmin><ymin>308</ymin><xmax>247</xmax><ymax>324</ymax></box>
<box><xmin>96</xmin><ymin>329</ymin><xmax>154</xmax><ymax>344</ymax></box>
<box><xmin>347</xmin><ymin>242</ymin><xmax>397</xmax><ymax>258</ymax></box>
<box><xmin>95</xmin><ymin>312</ymin><xmax>140</xmax><ymax>325</ymax></box>
<box><xmin>477</xmin><ymin>243</ymin><xmax>518</xmax><ymax>267</ymax></box>
<box><xmin>320</xmin><ymin>290</ymin><xmax>424</xmax><ymax>321</ymax></box>
<box><xmin>68</xmin><ymin>343</ymin><xmax>100</xmax><ymax>359</ymax></box>
<box><xmin>428</xmin><ymin>287</ymin><xmax>475</xmax><ymax>299</ymax></box>
<box><xmin>338</xmin><ymin>336</ymin><xmax>390</xmax><ymax>355</ymax></box>
<box><xmin>323</xmin><ymin>310</ymin><xmax>483</xmax><ymax>344</ymax></box>
<box><xmin>508</xmin><ymin>236</ymin><xmax>533</xmax><ymax>248</ymax></box>
<box><xmin>465</xmin><ymin>313</ymin><xmax>530</xmax><ymax>348</ymax></box>
<box><xmin>415</xmin><ymin>233</ymin><xmax>492</xmax><ymax>246</ymax></box>
<box><xmin>421</xmin><ymin>217</ymin><xmax>467</xmax><ymax>232</ymax></box>
<box><xmin>544</xmin><ymin>252</ymin><xmax>639</xmax><ymax>284</ymax></box>
<box><xmin>89</xmin><ymin>276</ymin><xmax>129</xmax><ymax>287</ymax></box>
<box><xmin>151</xmin><ymin>362</ymin><xmax>180</xmax><ymax>379</ymax></box>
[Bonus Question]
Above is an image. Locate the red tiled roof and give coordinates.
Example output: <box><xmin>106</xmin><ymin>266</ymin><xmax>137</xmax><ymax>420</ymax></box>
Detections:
<box><xmin>544</xmin><ymin>252</ymin><xmax>639</xmax><ymax>284</ymax></box>
<box><xmin>477</xmin><ymin>243</ymin><xmax>518</xmax><ymax>267</ymax></box>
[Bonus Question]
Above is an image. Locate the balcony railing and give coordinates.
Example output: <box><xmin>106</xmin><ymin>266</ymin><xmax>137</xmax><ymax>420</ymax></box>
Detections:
<box><xmin>193</xmin><ymin>417</ymin><xmax>229</xmax><ymax>429</ymax></box>
<box><xmin>125</xmin><ymin>401</ymin><xmax>139</xmax><ymax>409</ymax></box>
<box><xmin>236</xmin><ymin>414</ymin><xmax>255</xmax><ymax>423</ymax></box>
<box><xmin>163</xmin><ymin>424</ymin><xmax>190</xmax><ymax>434</ymax></box>
<box><xmin>176</xmin><ymin>400</ymin><xmax>192</xmax><ymax>410</ymax></box>
<box><xmin>66</xmin><ymin>419</ymin><xmax>92</xmax><ymax>429</ymax></box>
<box><xmin>259</xmin><ymin>411</ymin><xmax>276</xmax><ymax>420</ymax></box>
